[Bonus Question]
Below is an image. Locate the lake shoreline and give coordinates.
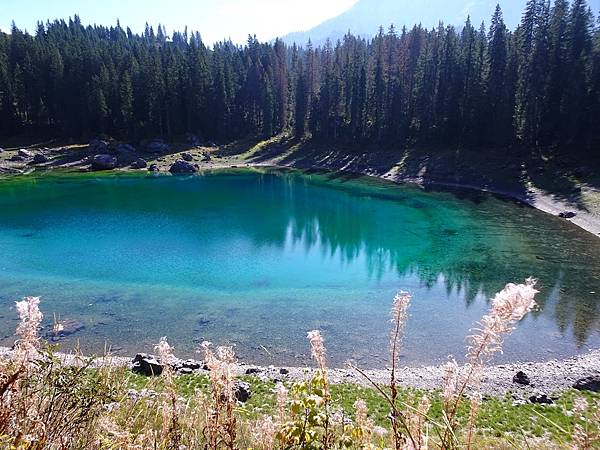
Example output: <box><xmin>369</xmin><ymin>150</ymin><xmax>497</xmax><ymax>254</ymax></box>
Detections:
<box><xmin>1</xmin><ymin>346</ymin><xmax>599</xmax><ymax>397</ymax></box>
<box><xmin>2</xmin><ymin>139</ymin><xmax>599</xmax><ymax>238</ymax></box>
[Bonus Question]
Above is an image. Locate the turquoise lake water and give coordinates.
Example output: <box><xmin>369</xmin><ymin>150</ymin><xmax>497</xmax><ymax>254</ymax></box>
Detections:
<box><xmin>0</xmin><ymin>168</ymin><xmax>599</xmax><ymax>367</ymax></box>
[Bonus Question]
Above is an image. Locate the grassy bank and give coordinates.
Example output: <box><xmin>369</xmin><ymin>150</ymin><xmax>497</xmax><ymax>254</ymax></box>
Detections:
<box><xmin>2</xmin><ymin>283</ymin><xmax>600</xmax><ymax>449</ymax></box>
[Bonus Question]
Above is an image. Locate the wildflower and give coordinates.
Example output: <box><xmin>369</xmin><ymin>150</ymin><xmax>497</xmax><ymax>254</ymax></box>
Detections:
<box><xmin>307</xmin><ymin>330</ymin><xmax>326</xmax><ymax>370</ymax></box>
<box><xmin>467</xmin><ymin>278</ymin><xmax>538</xmax><ymax>365</ymax></box>
<box><xmin>14</xmin><ymin>296</ymin><xmax>43</xmax><ymax>360</ymax></box>
<box><xmin>275</xmin><ymin>382</ymin><xmax>288</xmax><ymax>419</ymax></box>
<box><xmin>252</xmin><ymin>415</ymin><xmax>276</xmax><ymax>450</ymax></box>
<box><xmin>442</xmin><ymin>358</ymin><xmax>459</xmax><ymax>406</ymax></box>
<box><xmin>391</xmin><ymin>291</ymin><xmax>411</xmax><ymax>325</ymax></box>
<box><xmin>573</xmin><ymin>397</ymin><xmax>589</xmax><ymax>415</ymax></box>
<box><xmin>373</xmin><ymin>425</ymin><xmax>388</xmax><ymax>437</ymax></box>
<box><xmin>155</xmin><ymin>336</ymin><xmax>175</xmax><ymax>367</ymax></box>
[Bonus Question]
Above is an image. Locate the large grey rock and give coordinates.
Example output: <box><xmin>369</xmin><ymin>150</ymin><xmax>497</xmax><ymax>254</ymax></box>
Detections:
<box><xmin>559</xmin><ymin>211</ymin><xmax>577</xmax><ymax>219</ymax></box>
<box><xmin>116</xmin><ymin>143</ymin><xmax>136</xmax><ymax>154</ymax></box>
<box><xmin>233</xmin><ymin>381</ymin><xmax>251</xmax><ymax>403</ymax></box>
<box><xmin>169</xmin><ymin>160</ymin><xmax>198</xmax><ymax>174</ymax></box>
<box><xmin>91</xmin><ymin>154</ymin><xmax>117</xmax><ymax>171</ymax></box>
<box><xmin>573</xmin><ymin>376</ymin><xmax>600</xmax><ymax>392</ymax></box>
<box><xmin>18</xmin><ymin>149</ymin><xmax>33</xmax><ymax>158</ymax></box>
<box><xmin>132</xmin><ymin>353</ymin><xmax>163</xmax><ymax>376</ymax></box>
<box><xmin>89</xmin><ymin>139</ymin><xmax>109</xmax><ymax>153</ymax></box>
<box><xmin>146</xmin><ymin>140</ymin><xmax>170</xmax><ymax>154</ymax></box>
<box><xmin>513</xmin><ymin>371</ymin><xmax>530</xmax><ymax>386</ymax></box>
<box><xmin>0</xmin><ymin>147</ymin><xmax>4</xmax><ymax>153</ymax></box>
<box><xmin>33</xmin><ymin>154</ymin><xmax>49</xmax><ymax>164</ymax></box>
<box><xmin>131</xmin><ymin>158</ymin><xmax>147</xmax><ymax>169</ymax></box>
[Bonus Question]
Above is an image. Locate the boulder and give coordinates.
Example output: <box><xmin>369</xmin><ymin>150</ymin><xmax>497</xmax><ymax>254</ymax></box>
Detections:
<box><xmin>91</xmin><ymin>154</ymin><xmax>117</xmax><ymax>171</ymax></box>
<box><xmin>131</xmin><ymin>158</ymin><xmax>148</xmax><ymax>169</ymax></box>
<box><xmin>169</xmin><ymin>160</ymin><xmax>198</xmax><ymax>174</ymax></box>
<box><xmin>89</xmin><ymin>139</ymin><xmax>109</xmax><ymax>153</ymax></box>
<box><xmin>146</xmin><ymin>140</ymin><xmax>170</xmax><ymax>154</ymax></box>
<box><xmin>233</xmin><ymin>381</ymin><xmax>251</xmax><ymax>403</ymax></box>
<box><xmin>573</xmin><ymin>376</ymin><xmax>600</xmax><ymax>393</ymax></box>
<box><xmin>202</xmin><ymin>153</ymin><xmax>212</xmax><ymax>162</ymax></box>
<box><xmin>115</xmin><ymin>143</ymin><xmax>136</xmax><ymax>154</ymax></box>
<box><xmin>33</xmin><ymin>154</ymin><xmax>49</xmax><ymax>164</ymax></box>
<box><xmin>18</xmin><ymin>149</ymin><xmax>33</xmax><ymax>158</ymax></box>
<box><xmin>0</xmin><ymin>147</ymin><xmax>4</xmax><ymax>153</ymax></box>
<box><xmin>245</xmin><ymin>367</ymin><xmax>261</xmax><ymax>375</ymax></box>
<box><xmin>182</xmin><ymin>359</ymin><xmax>201</xmax><ymax>370</ymax></box>
<box><xmin>132</xmin><ymin>353</ymin><xmax>163</xmax><ymax>376</ymax></box>
<box><xmin>513</xmin><ymin>371</ymin><xmax>530</xmax><ymax>386</ymax></box>
<box><xmin>559</xmin><ymin>211</ymin><xmax>577</xmax><ymax>219</ymax></box>
<box><xmin>528</xmin><ymin>393</ymin><xmax>555</xmax><ymax>405</ymax></box>
<box><xmin>279</xmin><ymin>368</ymin><xmax>290</xmax><ymax>375</ymax></box>
<box><xmin>181</xmin><ymin>152</ymin><xmax>194</xmax><ymax>162</ymax></box>
<box><xmin>178</xmin><ymin>367</ymin><xmax>193</xmax><ymax>375</ymax></box>
<box><xmin>148</xmin><ymin>164</ymin><xmax>160</xmax><ymax>172</ymax></box>
<box><xmin>9</xmin><ymin>155</ymin><xmax>26</xmax><ymax>162</ymax></box>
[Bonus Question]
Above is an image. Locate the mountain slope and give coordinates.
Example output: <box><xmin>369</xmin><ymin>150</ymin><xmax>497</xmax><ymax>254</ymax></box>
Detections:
<box><xmin>281</xmin><ymin>0</ymin><xmax>526</xmax><ymax>45</ymax></box>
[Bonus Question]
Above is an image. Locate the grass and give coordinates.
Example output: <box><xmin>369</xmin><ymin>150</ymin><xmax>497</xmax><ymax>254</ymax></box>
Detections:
<box><xmin>124</xmin><ymin>370</ymin><xmax>600</xmax><ymax>445</ymax></box>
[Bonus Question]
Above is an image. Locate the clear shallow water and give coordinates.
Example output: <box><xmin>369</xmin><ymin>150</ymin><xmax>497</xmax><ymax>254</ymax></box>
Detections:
<box><xmin>0</xmin><ymin>169</ymin><xmax>599</xmax><ymax>368</ymax></box>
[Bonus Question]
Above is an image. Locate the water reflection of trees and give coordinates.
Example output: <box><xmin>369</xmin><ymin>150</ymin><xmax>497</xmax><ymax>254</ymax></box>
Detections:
<box><xmin>245</xmin><ymin>170</ymin><xmax>600</xmax><ymax>347</ymax></box>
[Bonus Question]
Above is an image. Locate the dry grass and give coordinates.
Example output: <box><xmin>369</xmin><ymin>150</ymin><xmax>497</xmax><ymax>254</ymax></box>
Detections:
<box><xmin>1</xmin><ymin>282</ymin><xmax>599</xmax><ymax>449</ymax></box>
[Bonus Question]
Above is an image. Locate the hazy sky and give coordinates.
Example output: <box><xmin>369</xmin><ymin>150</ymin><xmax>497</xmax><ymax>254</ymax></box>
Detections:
<box><xmin>0</xmin><ymin>0</ymin><xmax>358</xmax><ymax>44</ymax></box>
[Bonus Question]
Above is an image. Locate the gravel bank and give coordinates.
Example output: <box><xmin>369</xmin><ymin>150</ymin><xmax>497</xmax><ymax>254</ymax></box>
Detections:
<box><xmin>2</xmin><ymin>347</ymin><xmax>598</xmax><ymax>397</ymax></box>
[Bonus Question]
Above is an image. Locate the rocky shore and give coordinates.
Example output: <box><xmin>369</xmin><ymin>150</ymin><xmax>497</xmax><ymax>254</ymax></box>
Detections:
<box><xmin>1</xmin><ymin>137</ymin><xmax>599</xmax><ymax>238</ymax></box>
<box><xmin>2</xmin><ymin>346</ymin><xmax>599</xmax><ymax>401</ymax></box>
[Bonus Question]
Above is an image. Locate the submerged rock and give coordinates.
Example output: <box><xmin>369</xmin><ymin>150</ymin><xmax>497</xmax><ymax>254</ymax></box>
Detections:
<box><xmin>91</xmin><ymin>154</ymin><xmax>117</xmax><ymax>170</ymax></box>
<box><xmin>48</xmin><ymin>318</ymin><xmax>85</xmax><ymax>340</ymax></box>
<box><xmin>573</xmin><ymin>375</ymin><xmax>600</xmax><ymax>392</ymax></box>
<box><xmin>169</xmin><ymin>159</ymin><xmax>198</xmax><ymax>174</ymax></box>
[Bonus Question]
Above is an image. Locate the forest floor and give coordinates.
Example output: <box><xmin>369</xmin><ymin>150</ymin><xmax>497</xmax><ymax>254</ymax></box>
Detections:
<box><xmin>1</xmin><ymin>134</ymin><xmax>600</xmax><ymax>238</ymax></box>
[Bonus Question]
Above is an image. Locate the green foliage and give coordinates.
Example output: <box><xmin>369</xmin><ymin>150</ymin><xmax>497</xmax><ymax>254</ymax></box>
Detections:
<box><xmin>0</xmin><ymin>1</ymin><xmax>598</xmax><ymax>158</ymax></box>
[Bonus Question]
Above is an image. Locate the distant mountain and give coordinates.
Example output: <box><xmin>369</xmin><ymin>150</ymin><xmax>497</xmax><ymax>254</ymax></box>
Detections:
<box><xmin>281</xmin><ymin>0</ymin><xmax>527</xmax><ymax>46</ymax></box>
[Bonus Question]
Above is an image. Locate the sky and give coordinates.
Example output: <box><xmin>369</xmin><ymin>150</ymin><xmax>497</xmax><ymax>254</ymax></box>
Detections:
<box><xmin>0</xmin><ymin>0</ymin><xmax>358</xmax><ymax>44</ymax></box>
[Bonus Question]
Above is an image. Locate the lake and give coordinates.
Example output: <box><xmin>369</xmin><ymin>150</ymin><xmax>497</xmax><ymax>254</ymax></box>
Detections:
<box><xmin>1</xmin><ymin>168</ymin><xmax>599</xmax><ymax>367</ymax></box>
